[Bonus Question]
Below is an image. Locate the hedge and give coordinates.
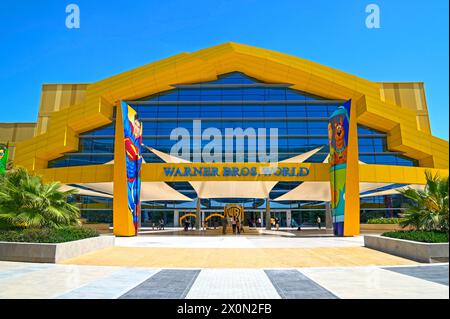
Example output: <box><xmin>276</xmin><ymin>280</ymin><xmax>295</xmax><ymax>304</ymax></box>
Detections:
<box><xmin>0</xmin><ymin>227</ymin><xmax>99</xmax><ymax>243</ymax></box>
<box><xmin>367</xmin><ymin>217</ymin><xmax>405</xmax><ymax>224</ymax></box>
<box><xmin>382</xmin><ymin>230</ymin><xmax>449</xmax><ymax>243</ymax></box>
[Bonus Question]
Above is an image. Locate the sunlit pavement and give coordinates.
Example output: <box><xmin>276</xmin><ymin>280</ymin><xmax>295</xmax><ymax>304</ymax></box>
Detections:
<box><xmin>0</xmin><ymin>262</ymin><xmax>447</xmax><ymax>299</ymax></box>
<box><xmin>0</xmin><ymin>235</ymin><xmax>448</xmax><ymax>299</ymax></box>
<box><xmin>114</xmin><ymin>233</ymin><xmax>364</xmax><ymax>248</ymax></box>
<box><xmin>59</xmin><ymin>235</ymin><xmax>416</xmax><ymax>268</ymax></box>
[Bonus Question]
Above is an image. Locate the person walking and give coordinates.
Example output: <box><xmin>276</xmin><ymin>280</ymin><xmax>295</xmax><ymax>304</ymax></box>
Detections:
<box><xmin>232</xmin><ymin>217</ymin><xmax>237</xmax><ymax>234</ymax></box>
<box><xmin>316</xmin><ymin>216</ymin><xmax>321</xmax><ymax>230</ymax></box>
<box><xmin>159</xmin><ymin>218</ymin><xmax>165</xmax><ymax>230</ymax></box>
<box><xmin>257</xmin><ymin>217</ymin><xmax>262</xmax><ymax>228</ymax></box>
<box><xmin>275</xmin><ymin>217</ymin><xmax>280</xmax><ymax>231</ymax></box>
<box><xmin>236</xmin><ymin>218</ymin><xmax>241</xmax><ymax>234</ymax></box>
<box><xmin>222</xmin><ymin>217</ymin><xmax>227</xmax><ymax>235</ymax></box>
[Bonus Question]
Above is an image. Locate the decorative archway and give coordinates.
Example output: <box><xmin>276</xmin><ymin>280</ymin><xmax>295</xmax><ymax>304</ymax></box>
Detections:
<box><xmin>179</xmin><ymin>213</ymin><xmax>197</xmax><ymax>225</ymax></box>
<box><xmin>205</xmin><ymin>213</ymin><xmax>224</xmax><ymax>222</ymax></box>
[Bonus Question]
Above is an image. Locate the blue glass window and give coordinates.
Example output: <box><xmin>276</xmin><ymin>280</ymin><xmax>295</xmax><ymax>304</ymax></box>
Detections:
<box><xmin>49</xmin><ymin>72</ymin><xmax>419</xmax><ymax>170</ymax></box>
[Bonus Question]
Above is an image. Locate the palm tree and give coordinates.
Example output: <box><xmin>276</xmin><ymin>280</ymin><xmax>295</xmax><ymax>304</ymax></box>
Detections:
<box><xmin>0</xmin><ymin>168</ymin><xmax>81</xmax><ymax>229</ymax></box>
<box><xmin>398</xmin><ymin>171</ymin><xmax>449</xmax><ymax>232</ymax></box>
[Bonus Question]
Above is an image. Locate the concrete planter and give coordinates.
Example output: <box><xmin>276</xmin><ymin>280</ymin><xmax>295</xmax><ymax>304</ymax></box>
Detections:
<box><xmin>0</xmin><ymin>235</ymin><xmax>114</xmax><ymax>263</ymax></box>
<box><xmin>364</xmin><ymin>235</ymin><xmax>449</xmax><ymax>263</ymax></box>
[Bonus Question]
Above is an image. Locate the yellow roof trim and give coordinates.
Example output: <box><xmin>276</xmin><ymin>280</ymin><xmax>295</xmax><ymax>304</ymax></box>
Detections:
<box><xmin>15</xmin><ymin>42</ymin><xmax>449</xmax><ymax>171</ymax></box>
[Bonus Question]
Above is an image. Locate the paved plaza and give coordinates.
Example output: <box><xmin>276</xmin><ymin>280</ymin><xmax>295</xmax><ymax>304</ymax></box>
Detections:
<box><xmin>60</xmin><ymin>235</ymin><xmax>417</xmax><ymax>268</ymax></box>
<box><xmin>0</xmin><ymin>262</ymin><xmax>447</xmax><ymax>299</ymax></box>
<box><xmin>0</xmin><ymin>235</ymin><xmax>448</xmax><ymax>299</ymax></box>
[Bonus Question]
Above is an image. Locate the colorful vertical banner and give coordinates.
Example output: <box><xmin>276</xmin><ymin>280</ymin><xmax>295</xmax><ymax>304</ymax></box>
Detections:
<box><xmin>328</xmin><ymin>100</ymin><xmax>351</xmax><ymax>237</ymax></box>
<box><xmin>0</xmin><ymin>143</ymin><xmax>9</xmax><ymax>174</ymax></box>
<box><xmin>122</xmin><ymin>103</ymin><xmax>143</xmax><ymax>235</ymax></box>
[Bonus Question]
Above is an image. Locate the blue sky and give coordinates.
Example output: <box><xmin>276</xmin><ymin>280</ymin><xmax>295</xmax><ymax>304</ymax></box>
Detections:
<box><xmin>0</xmin><ymin>0</ymin><xmax>448</xmax><ymax>140</ymax></box>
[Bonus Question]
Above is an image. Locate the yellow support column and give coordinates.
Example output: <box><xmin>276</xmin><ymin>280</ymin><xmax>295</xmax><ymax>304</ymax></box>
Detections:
<box><xmin>343</xmin><ymin>98</ymin><xmax>361</xmax><ymax>236</ymax></box>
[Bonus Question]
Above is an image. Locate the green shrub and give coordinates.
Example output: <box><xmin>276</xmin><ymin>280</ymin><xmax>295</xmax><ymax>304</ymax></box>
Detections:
<box><xmin>382</xmin><ymin>230</ymin><xmax>449</xmax><ymax>243</ymax></box>
<box><xmin>0</xmin><ymin>226</ymin><xmax>99</xmax><ymax>243</ymax></box>
<box><xmin>398</xmin><ymin>171</ymin><xmax>449</xmax><ymax>232</ymax></box>
<box><xmin>367</xmin><ymin>217</ymin><xmax>405</xmax><ymax>224</ymax></box>
<box><xmin>0</xmin><ymin>168</ymin><xmax>81</xmax><ymax>229</ymax></box>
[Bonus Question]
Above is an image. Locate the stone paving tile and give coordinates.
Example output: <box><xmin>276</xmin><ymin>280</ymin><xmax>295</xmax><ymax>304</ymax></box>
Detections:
<box><xmin>265</xmin><ymin>269</ymin><xmax>337</xmax><ymax>299</ymax></box>
<box><xmin>119</xmin><ymin>269</ymin><xmax>200</xmax><ymax>299</ymax></box>
<box><xmin>186</xmin><ymin>269</ymin><xmax>281</xmax><ymax>299</ymax></box>
<box><xmin>57</xmin><ymin>268</ymin><xmax>159</xmax><ymax>299</ymax></box>
<box><xmin>0</xmin><ymin>264</ymin><xmax>117</xmax><ymax>299</ymax></box>
<box><xmin>1</xmin><ymin>261</ymin><xmax>448</xmax><ymax>299</ymax></box>
<box><xmin>0</xmin><ymin>263</ymin><xmax>52</xmax><ymax>281</ymax></box>
<box><xmin>300</xmin><ymin>267</ymin><xmax>449</xmax><ymax>299</ymax></box>
<box><xmin>383</xmin><ymin>265</ymin><xmax>449</xmax><ymax>286</ymax></box>
<box><xmin>63</xmin><ymin>246</ymin><xmax>416</xmax><ymax>268</ymax></box>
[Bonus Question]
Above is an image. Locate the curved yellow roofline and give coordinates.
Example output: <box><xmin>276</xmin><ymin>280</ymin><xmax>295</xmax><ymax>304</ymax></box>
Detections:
<box><xmin>15</xmin><ymin>42</ymin><xmax>448</xmax><ymax>170</ymax></box>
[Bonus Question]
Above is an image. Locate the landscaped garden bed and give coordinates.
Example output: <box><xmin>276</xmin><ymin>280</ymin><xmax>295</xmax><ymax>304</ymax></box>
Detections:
<box><xmin>382</xmin><ymin>230</ymin><xmax>448</xmax><ymax>243</ymax></box>
<box><xmin>364</xmin><ymin>234</ymin><xmax>448</xmax><ymax>263</ymax></box>
<box><xmin>0</xmin><ymin>234</ymin><xmax>114</xmax><ymax>263</ymax></box>
<box><xmin>81</xmin><ymin>222</ymin><xmax>112</xmax><ymax>234</ymax></box>
<box><xmin>361</xmin><ymin>218</ymin><xmax>412</xmax><ymax>232</ymax></box>
<box><xmin>0</xmin><ymin>226</ymin><xmax>99</xmax><ymax>243</ymax></box>
<box><xmin>367</xmin><ymin>218</ymin><xmax>405</xmax><ymax>224</ymax></box>
<box><xmin>0</xmin><ymin>168</ymin><xmax>114</xmax><ymax>263</ymax></box>
<box><xmin>364</xmin><ymin>171</ymin><xmax>449</xmax><ymax>263</ymax></box>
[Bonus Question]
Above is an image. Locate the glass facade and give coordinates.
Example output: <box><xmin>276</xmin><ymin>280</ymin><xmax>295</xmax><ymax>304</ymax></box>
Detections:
<box><xmin>50</xmin><ymin>72</ymin><xmax>418</xmax><ymax>226</ymax></box>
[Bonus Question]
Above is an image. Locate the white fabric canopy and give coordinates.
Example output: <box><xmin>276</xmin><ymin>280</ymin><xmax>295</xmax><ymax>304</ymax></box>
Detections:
<box><xmin>146</xmin><ymin>146</ymin><xmax>324</xmax><ymax>199</ymax></box>
<box><xmin>59</xmin><ymin>184</ymin><xmax>113</xmax><ymax>198</ymax></box>
<box><xmin>75</xmin><ymin>182</ymin><xmax>192</xmax><ymax>202</ymax></box>
<box><xmin>274</xmin><ymin>181</ymin><xmax>331</xmax><ymax>202</ymax></box>
<box><xmin>140</xmin><ymin>182</ymin><xmax>192</xmax><ymax>201</ymax></box>
<box><xmin>189</xmin><ymin>181</ymin><xmax>274</xmax><ymax>199</ymax></box>
<box><xmin>273</xmin><ymin>182</ymin><xmax>394</xmax><ymax>202</ymax></box>
<box><xmin>273</xmin><ymin>151</ymin><xmax>372</xmax><ymax>201</ymax></box>
<box><xmin>94</xmin><ymin>158</ymin><xmax>191</xmax><ymax>201</ymax></box>
<box><xmin>322</xmin><ymin>154</ymin><xmax>366</xmax><ymax>165</ymax></box>
<box><xmin>360</xmin><ymin>184</ymin><xmax>425</xmax><ymax>198</ymax></box>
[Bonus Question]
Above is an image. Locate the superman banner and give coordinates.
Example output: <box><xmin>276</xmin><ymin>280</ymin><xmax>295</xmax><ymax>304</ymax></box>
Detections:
<box><xmin>122</xmin><ymin>103</ymin><xmax>143</xmax><ymax>235</ymax></box>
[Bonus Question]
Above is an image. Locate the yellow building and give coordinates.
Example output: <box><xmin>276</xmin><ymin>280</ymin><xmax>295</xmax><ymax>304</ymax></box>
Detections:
<box><xmin>0</xmin><ymin>122</ymin><xmax>36</xmax><ymax>167</ymax></box>
<box><xmin>2</xmin><ymin>43</ymin><xmax>448</xmax><ymax>236</ymax></box>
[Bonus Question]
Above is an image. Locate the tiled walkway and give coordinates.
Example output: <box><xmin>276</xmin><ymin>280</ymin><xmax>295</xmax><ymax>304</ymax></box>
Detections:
<box><xmin>1</xmin><ymin>236</ymin><xmax>448</xmax><ymax>299</ymax></box>
<box><xmin>0</xmin><ymin>262</ymin><xmax>448</xmax><ymax>299</ymax></box>
<box><xmin>61</xmin><ymin>246</ymin><xmax>418</xmax><ymax>268</ymax></box>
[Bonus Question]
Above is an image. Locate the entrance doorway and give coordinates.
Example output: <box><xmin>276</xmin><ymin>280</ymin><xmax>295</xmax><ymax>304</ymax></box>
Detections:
<box><xmin>271</xmin><ymin>211</ymin><xmax>287</xmax><ymax>227</ymax></box>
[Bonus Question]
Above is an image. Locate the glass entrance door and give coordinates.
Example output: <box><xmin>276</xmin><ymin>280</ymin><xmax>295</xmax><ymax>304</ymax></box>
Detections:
<box><xmin>272</xmin><ymin>211</ymin><xmax>287</xmax><ymax>227</ymax></box>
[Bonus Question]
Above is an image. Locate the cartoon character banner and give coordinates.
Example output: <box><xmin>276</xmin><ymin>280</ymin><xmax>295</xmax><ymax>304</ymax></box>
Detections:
<box><xmin>328</xmin><ymin>100</ymin><xmax>351</xmax><ymax>237</ymax></box>
<box><xmin>122</xmin><ymin>103</ymin><xmax>143</xmax><ymax>235</ymax></box>
<box><xmin>0</xmin><ymin>143</ymin><xmax>9</xmax><ymax>174</ymax></box>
